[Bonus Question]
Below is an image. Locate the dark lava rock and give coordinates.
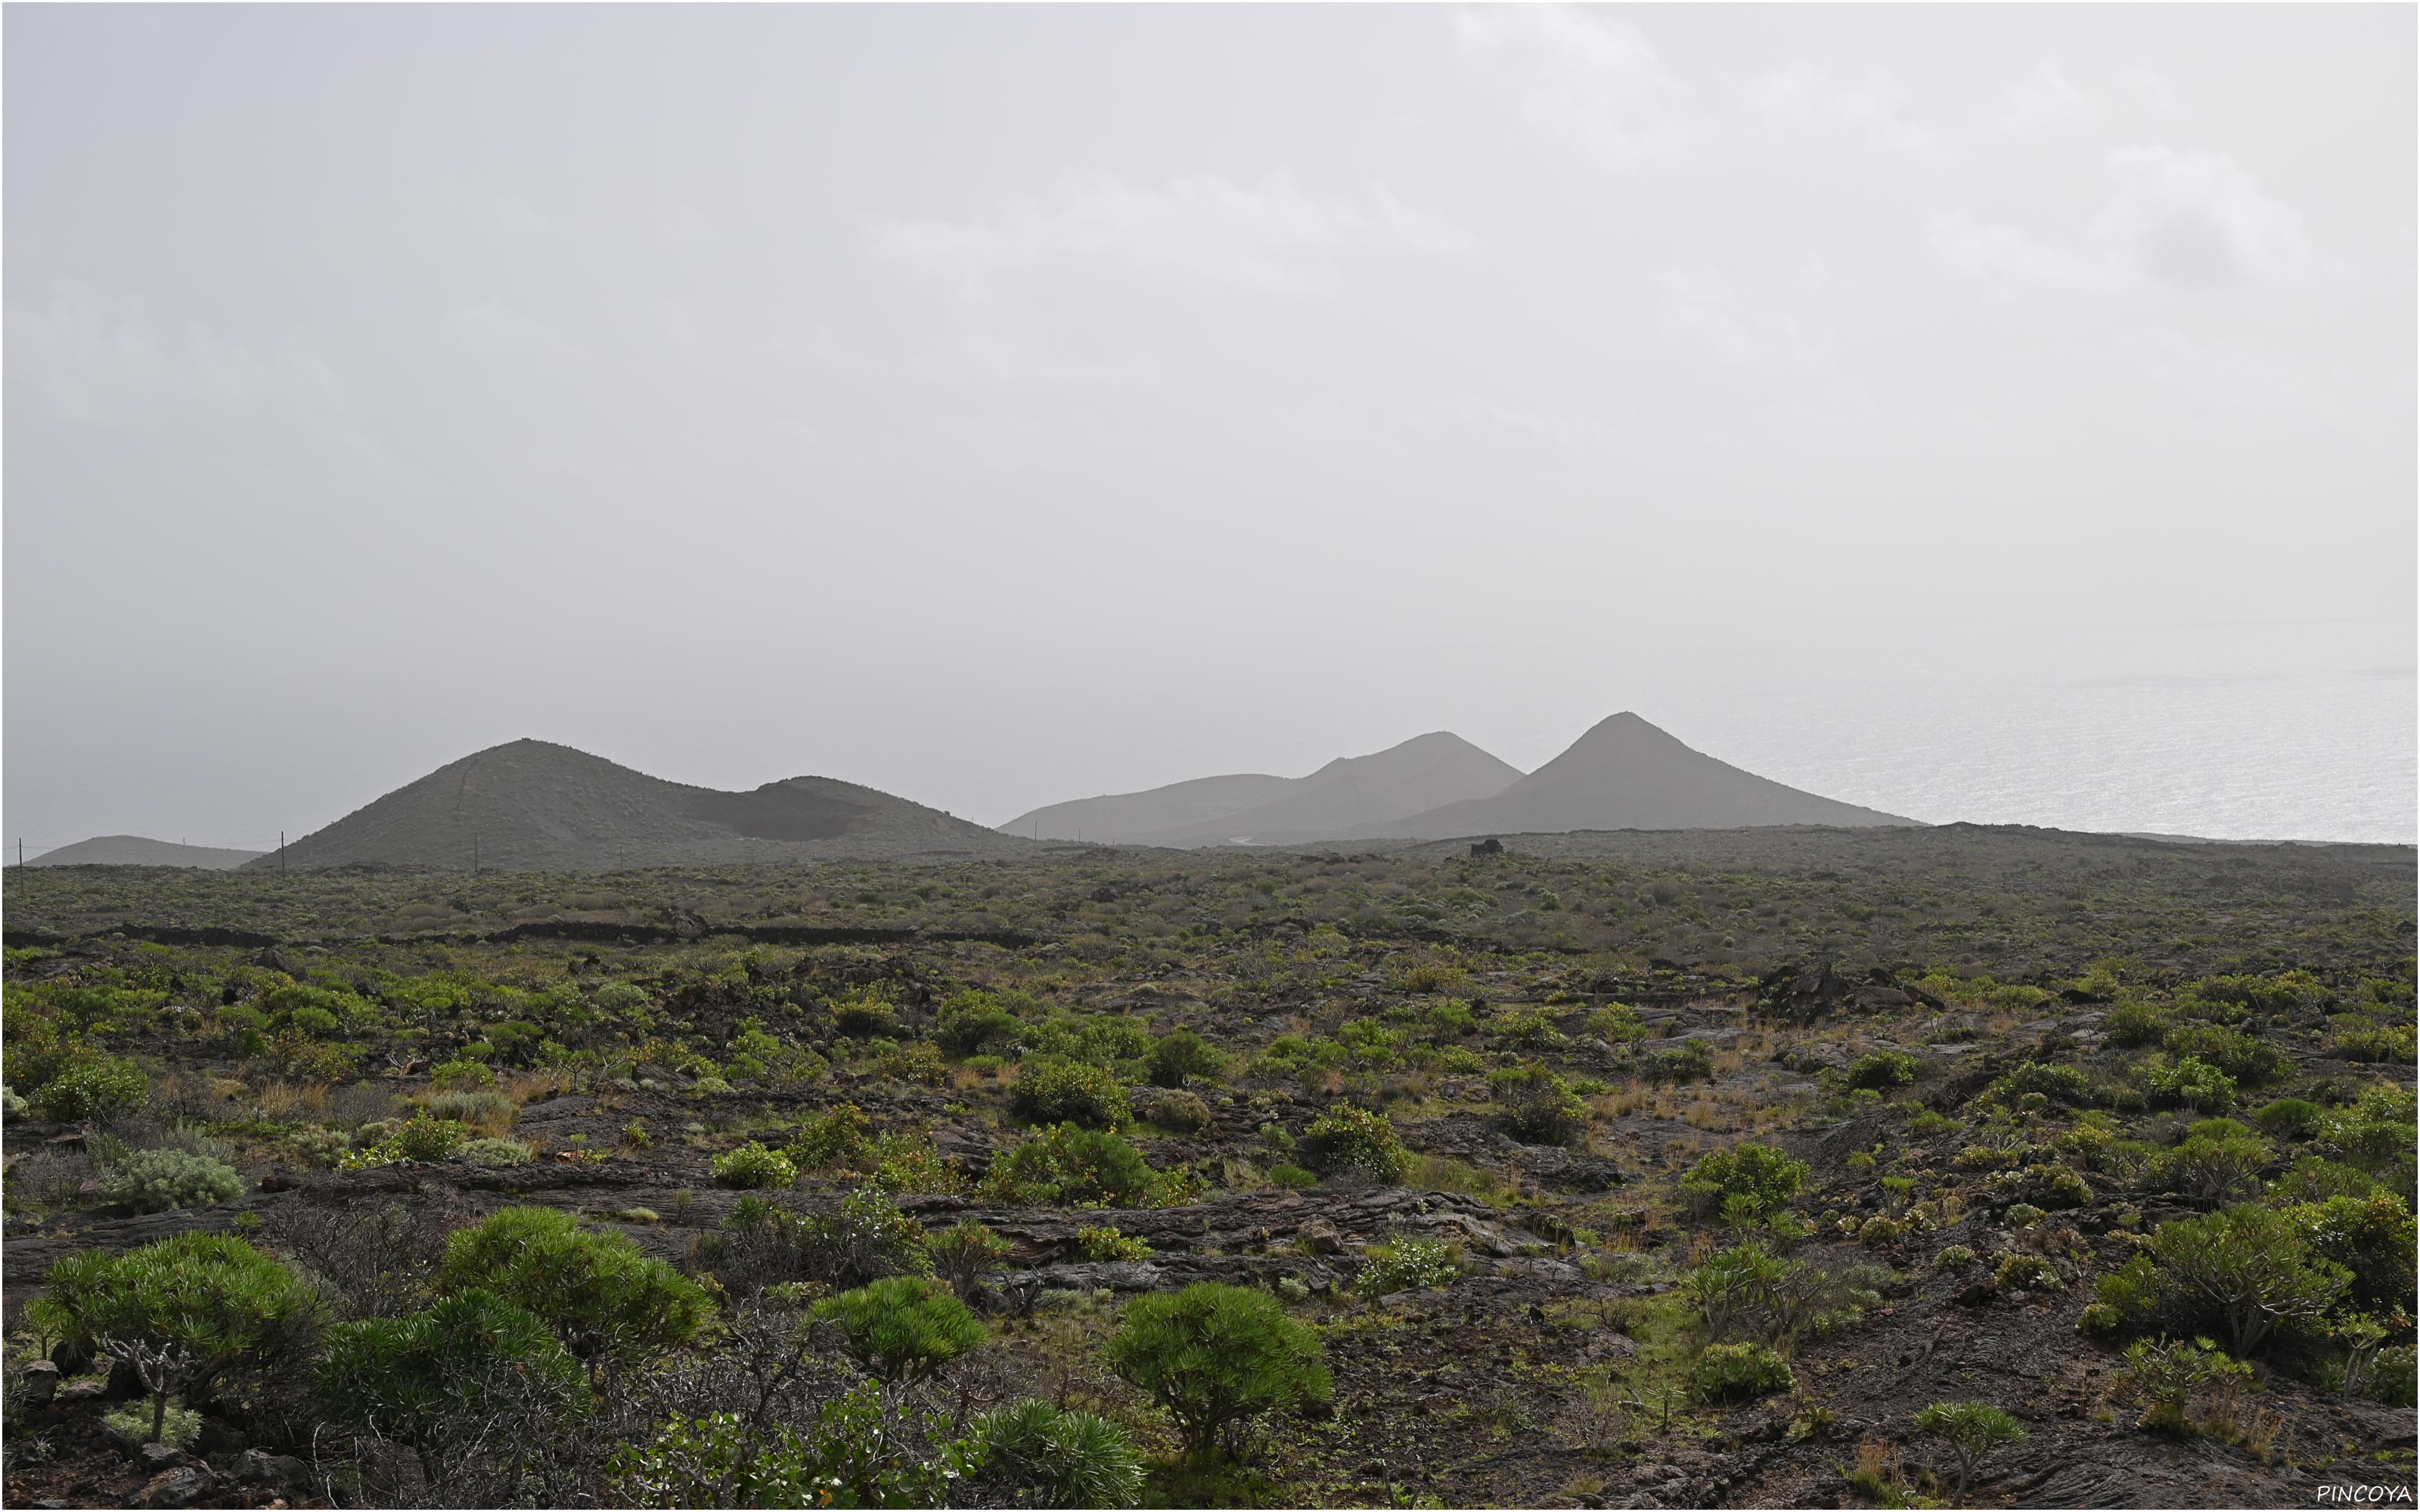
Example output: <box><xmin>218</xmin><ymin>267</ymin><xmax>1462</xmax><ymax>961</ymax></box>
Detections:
<box><xmin>517</xmin><ymin>1095</ymin><xmax>597</xmax><ymax>1123</ymax></box>
<box><xmin>234</xmin><ymin>1449</ymin><xmax>312</xmax><ymax>1493</ymax></box>
<box><xmin>130</xmin><ymin>1466</ymin><xmax>219</xmax><ymax>1509</ymax></box>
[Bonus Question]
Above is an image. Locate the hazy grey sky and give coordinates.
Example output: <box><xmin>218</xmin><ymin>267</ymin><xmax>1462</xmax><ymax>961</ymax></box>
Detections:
<box><xmin>7</xmin><ymin>5</ymin><xmax>2413</xmax><ymax>849</ymax></box>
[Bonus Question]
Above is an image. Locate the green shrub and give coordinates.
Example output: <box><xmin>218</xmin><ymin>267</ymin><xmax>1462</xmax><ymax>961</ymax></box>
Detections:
<box><xmin>712</xmin><ymin>1142</ymin><xmax>799</xmax><ymax>1190</ymax></box>
<box><xmin>1933</xmin><ymin>1245</ymin><xmax>1977</xmax><ymax>1271</ymax></box>
<box><xmin>1647</xmin><ymin>1038</ymin><xmax>1715</xmax><ymax>1083</ymax></box>
<box><xmin>1135</xmin><ymin>1087</ymin><xmax>1214</xmax><ymax>1134</ymax></box>
<box><xmin>314</xmin><ymin>1287</ymin><xmax>588</xmax><ymax>1447</ymax></box>
<box><xmin>928</xmin><ymin>1220</ymin><xmax>1015</xmax><ymax>1298</ymax></box>
<box><xmin>29</xmin><ymin>1234</ymin><xmax>321</xmax><ymax>1447</ymax></box>
<box><xmin>1354</xmin><ymin>1235</ymin><xmax>1460</xmax><ymax>1300</ymax></box>
<box><xmin>35</xmin><ymin>1055</ymin><xmax>149</xmax><ymax>1123</ymax></box>
<box><xmin>436</xmin><ymin>1207</ymin><xmax>713</xmax><ymax>1371</ymax></box>
<box><xmin>2328</xmin><ymin>1023</ymin><xmax>2417</xmax><ymax>1062</ymax></box>
<box><xmin>2253</xmin><ymin>1098</ymin><xmax>2326</xmax><ymax>1140</ymax></box>
<box><xmin>1845</xmin><ymin>1051</ymin><xmax>1920</xmax><ymax>1091</ymax></box>
<box><xmin>1693</xmin><ymin>1342</ymin><xmax>1794</xmax><ymax>1403</ymax></box>
<box><xmin>970</xmin><ymin>1399</ymin><xmax>1145</xmax><ymax>1510</ymax></box>
<box><xmin>341</xmin><ymin>1111</ymin><xmax>466</xmax><ymax>1168</ymax></box>
<box><xmin>985</xmin><ymin>1124</ymin><xmax>1169</xmax><ymax>1208</ymax></box>
<box><xmin>1489</xmin><ymin>1064</ymin><xmax>1590</xmax><ymax>1145</ymax></box>
<box><xmin>104</xmin><ymin>1148</ymin><xmax>244</xmax><ymax>1213</ymax></box>
<box><xmin>1680</xmin><ymin>1142</ymin><xmax>1808</xmax><ymax>1219</ymax></box>
<box><xmin>2009</xmin><ymin>1162</ymin><xmax>2093</xmax><ymax>1210</ymax></box>
<box><xmin>1582</xmin><ymin>1005</ymin><xmax>1651</xmax><ymax>1043</ymax></box>
<box><xmin>1010</xmin><ymin>1059</ymin><xmax>1131</xmax><ymax>1129</ymax></box>
<box><xmin>2115</xmin><ymin>1336</ymin><xmax>2253</xmax><ymax>1434</ymax></box>
<box><xmin>2093</xmin><ymin>1204</ymin><xmax>2350</xmax><ymax>1355</ymax></box>
<box><xmin>1076</xmin><ymin>1226</ymin><xmax>1153</xmax><ymax>1263</ymax></box>
<box><xmin>938</xmin><ymin>999</ymin><xmax>1025</xmax><ymax>1058</ymax></box>
<box><xmin>2105</xmin><ymin>1002</ymin><xmax>2173</xmax><ymax>1049</ymax></box>
<box><xmin>1993</xmin><ymin>1253</ymin><xmax>2060</xmax><ymax>1292</ymax></box>
<box><xmin>612</xmin><ymin>1386</ymin><xmax>970</xmax><ymax>1509</ymax></box>
<box><xmin>1298</xmin><ymin>1105</ymin><xmax>1409</xmax><ymax>1184</ymax></box>
<box><xmin>457</xmin><ymin>1136</ymin><xmax>535</xmax><ymax>1167</ymax></box>
<box><xmin>811</xmin><ymin>1275</ymin><xmax>984</xmax><ymax>1384</ymax></box>
<box><xmin>830</xmin><ymin>990</ymin><xmax>898</xmax><ymax>1039</ymax></box>
<box><xmin>1491</xmin><ymin>1005</ymin><xmax>1563</xmax><ymax>1049</ymax></box>
<box><xmin>1911</xmin><ymin>1400</ymin><xmax>2026</xmax><ymax>1492</ymax></box>
<box><xmin>861</xmin><ymin>1131</ymin><xmax>967</xmax><ymax>1198</ymax></box>
<box><xmin>1859</xmin><ymin>1215</ymin><xmax>1910</xmax><ymax>1245</ymax></box>
<box><xmin>427</xmin><ymin>1058</ymin><xmax>495</xmax><ymax>1092</ymax></box>
<box><xmin>2161</xmin><ymin>1024</ymin><xmax>2288</xmax><ymax>1088</ymax></box>
<box><xmin>1145</xmin><ymin>1031</ymin><xmax>1222</xmax><ymax>1089</ymax></box>
<box><xmin>1106</xmin><ymin>1282</ymin><xmax>1330</xmax><ymax>1461</ymax></box>
<box><xmin>2143</xmin><ymin>1129</ymin><xmax>2270</xmax><ymax>1204</ymax></box>
<box><xmin>1984</xmin><ymin>1060</ymin><xmax>2095</xmax><ymax>1107</ymax></box>
<box><xmin>2136</xmin><ymin>1054</ymin><xmax>2237</xmax><ymax>1114</ymax></box>
<box><xmin>785</xmin><ymin>1104</ymin><xmax>873</xmax><ymax>1171</ymax></box>
<box><xmin>2288</xmin><ymin>1191</ymin><xmax>2417</xmax><ymax>1312</ymax></box>
<box><xmin>1267</xmin><ymin>1163</ymin><xmax>1317</xmax><ymax>1190</ymax></box>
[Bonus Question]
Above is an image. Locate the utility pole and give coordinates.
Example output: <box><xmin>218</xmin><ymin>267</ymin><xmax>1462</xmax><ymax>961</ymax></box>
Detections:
<box><xmin>279</xmin><ymin>832</ymin><xmax>286</xmax><ymax>875</ymax></box>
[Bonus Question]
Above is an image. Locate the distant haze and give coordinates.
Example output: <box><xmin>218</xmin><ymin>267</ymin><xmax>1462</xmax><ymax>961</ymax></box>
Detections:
<box><xmin>6</xmin><ymin>6</ymin><xmax>2412</xmax><ymax>849</ymax></box>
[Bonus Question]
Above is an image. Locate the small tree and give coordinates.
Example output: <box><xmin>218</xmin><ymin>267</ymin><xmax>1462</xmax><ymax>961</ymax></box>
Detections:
<box><xmin>436</xmin><ymin>1207</ymin><xmax>712</xmax><ymax>1379</ymax></box>
<box><xmin>2098</xmin><ymin>1204</ymin><xmax>2350</xmax><ymax>1356</ymax></box>
<box><xmin>926</xmin><ymin>1220</ymin><xmax>1015</xmax><ymax>1300</ymax></box>
<box><xmin>1105</xmin><ymin>1282</ymin><xmax>1329</xmax><ymax>1461</ymax></box>
<box><xmin>1912</xmin><ymin>1400</ymin><xmax>2027</xmax><ymax>1492</ymax></box>
<box><xmin>30</xmin><ymin>1233</ymin><xmax>322</xmax><ymax>1446</ymax></box>
<box><xmin>811</xmin><ymin>1276</ymin><xmax>985</xmax><ymax>1390</ymax></box>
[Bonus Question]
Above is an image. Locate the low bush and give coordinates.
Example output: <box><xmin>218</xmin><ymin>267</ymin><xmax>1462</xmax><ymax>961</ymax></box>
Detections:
<box><xmin>457</xmin><ymin>1136</ymin><xmax>535</xmax><ymax>1167</ymax></box>
<box><xmin>2093</xmin><ymin>1204</ymin><xmax>2349</xmax><ymax>1355</ymax></box>
<box><xmin>811</xmin><ymin>1275</ymin><xmax>984</xmax><ymax>1384</ymax></box>
<box><xmin>1298</xmin><ymin>1105</ymin><xmax>1409</xmax><ymax>1184</ymax></box>
<box><xmin>927</xmin><ymin>1220</ymin><xmax>1015</xmax><ymax>1298</ymax></box>
<box><xmin>1010</xmin><ymin>1059</ymin><xmax>1130</xmax><ymax>1130</ymax></box>
<box><xmin>2115</xmin><ymin>1335</ymin><xmax>2253</xmax><ymax>1435</ymax></box>
<box><xmin>1145</xmin><ymin>1030</ymin><xmax>1222</xmax><ymax>1089</ymax></box>
<box><xmin>1680</xmin><ymin>1142</ymin><xmax>1807</xmax><ymax>1219</ymax></box>
<box><xmin>1693</xmin><ymin>1342</ymin><xmax>1794</xmax><ymax>1403</ymax></box>
<box><xmin>1075</xmin><ymin>1225</ymin><xmax>1153</xmax><ymax>1263</ymax></box>
<box><xmin>35</xmin><ymin>1054</ymin><xmax>149</xmax><ymax>1124</ymax></box>
<box><xmin>31</xmin><ymin>1233</ymin><xmax>322</xmax><ymax>1447</ymax></box>
<box><xmin>436</xmin><ymin>1206</ymin><xmax>713</xmax><ymax>1372</ymax></box>
<box><xmin>969</xmin><ymin>1399</ymin><xmax>1145</xmax><ymax>1510</ymax></box>
<box><xmin>2136</xmin><ymin>1054</ymin><xmax>2237</xmax><ymax>1114</ymax></box>
<box><xmin>314</xmin><ymin>1287</ymin><xmax>589</xmax><ymax>1451</ymax></box>
<box><xmin>1489</xmin><ymin>1064</ymin><xmax>1590</xmax><ymax>1145</ymax></box>
<box><xmin>1993</xmin><ymin>1253</ymin><xmax>2061</xmax><ymax>1293</ymax></box>
<box><xmin>712</xmin><ymin>1142</ymin><xmax>798</xmax><ymax>1190</ymax></box>
<box><xmin>1844</xmin><ymin>1051</ymin><xmax>1920</xmax><ymax>1091</ymax></box>
<box><xmin>1646</xmin><ymin>1039</ymin><xmax>1715</xmax><ymax>1083</ymax></box>
<box><xmin>104</xmin><ymin>1148</ymin><xmax>244</xmax><ymax>1213</ymax></box>
<box><xmin>2253</xmin><ymin>1098</ymin><xmax>2325</xmax><ymax>1140</ymax></box>
<box><xmin>985</xmin><ymin>1124</ymin><xmax>1169</xmax><ymax>1208</ymax></box>
<box><xmin>1354</xmin><ymin>1235</ymin><xmax>1460</xmax><ymax>1300</ymax></box>
<box><xmin>1135</xmin><ymin>1087</ymin><xmax>1214</xmax><ymax>1134</ymax></box>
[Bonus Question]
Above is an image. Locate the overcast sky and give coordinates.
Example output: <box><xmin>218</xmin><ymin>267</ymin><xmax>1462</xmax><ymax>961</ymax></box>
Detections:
<box><xmin>6</xmin><ymin>5</ymin><xmax>2413</xmax><ymax>850</ymax></box>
